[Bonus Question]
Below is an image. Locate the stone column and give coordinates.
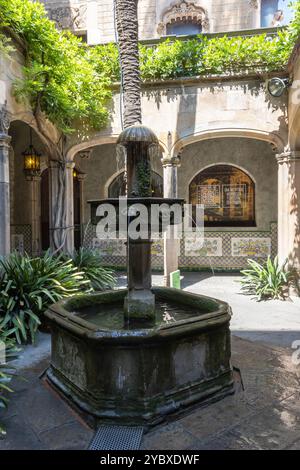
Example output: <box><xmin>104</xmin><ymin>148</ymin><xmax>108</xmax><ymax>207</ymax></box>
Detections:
<box><xmin>26</xmin><ymin>174</ymin><xmax>42</xmax><ymax>256</ymax></box>
<box><xmin>162</xmin><ymin>156</ymin><xmax>180</xmax><ymax>287</ymax></box>
<box><xmin>49</xmin><ymin>159</ymin><xmax>75</xmax><ymax>254</ymax></box>
<box><xmin>276</xmin><ymin>151</ymin><xmax>300</xmax><ymax>271</ymax></box>
<box><xmin>0</xmin><ymin>102</ymin><xmax>11</xmax><ymax>257</ymax></box>
<box><xmin>76</xmin><ymin>172</ymin><xmax>87</xmax><ymax>247</ymax></box>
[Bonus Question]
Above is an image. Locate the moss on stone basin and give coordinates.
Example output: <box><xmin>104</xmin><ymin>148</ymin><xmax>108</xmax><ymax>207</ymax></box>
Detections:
<box><xmin>45</xmin><ymin>287</ymin><xmax>234</xmax><ymax>426</ymax></box>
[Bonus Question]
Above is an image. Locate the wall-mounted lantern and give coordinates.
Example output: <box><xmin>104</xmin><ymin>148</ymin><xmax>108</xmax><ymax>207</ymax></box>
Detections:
<box><xmin>23</xmin><ymin>128</ymin><xmax>41</xmax><ymax>177</ymax></box>
<box><xmin>267</xmin><ymin>77</ymin><xmax>291</xmax><ymax>98</ymax></box>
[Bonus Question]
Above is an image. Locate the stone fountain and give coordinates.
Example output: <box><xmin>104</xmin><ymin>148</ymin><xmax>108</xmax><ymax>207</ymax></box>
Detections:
<box><xmin>45</xmin><ymin>125</ymin><xmax>234</xmax><ymax>426</ymax></box>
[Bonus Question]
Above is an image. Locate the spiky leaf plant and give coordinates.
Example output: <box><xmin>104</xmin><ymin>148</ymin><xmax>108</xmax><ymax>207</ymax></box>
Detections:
<box><xmin>0</xmin><ymin>251</ymin><xmax>90</xmax><ymax>344</ymax></box>
<box><xmin>240</xmin><ymin>256</ymin><xmax>291</xmax><ymax>301</ymax></box>
<box><xmin>0</xmin><ymin>321</ymin><xmax>20</xmax><ymax>437</ymax></box>
<box><xmin>71</xmin><ymin>248</ymin><xmax>116</xmax><ymax>291</ymax></box>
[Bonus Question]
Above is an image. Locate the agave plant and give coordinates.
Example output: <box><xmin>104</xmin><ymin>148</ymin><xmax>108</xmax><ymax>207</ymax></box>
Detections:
<box><xmin>0</xmin><ymin>321</ymin><xmax>20</xmax><ymax>436</ymax></box>
<box><xmin>0</xmin><ymin>251</ymin><xmax>90</xmax><ymax>344</ymax></box>
<box><xmin>71</xmin><ymin>248</ymin><xmax>116</xmax><ymax>291</ymax></box>
<box><xmin>240</xmin><ymin>256</ymin><xmax>291</xmax><ymax>301</ymax></box>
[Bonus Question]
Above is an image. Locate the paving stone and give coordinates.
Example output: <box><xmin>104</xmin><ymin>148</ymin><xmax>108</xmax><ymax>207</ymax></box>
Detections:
<box><xmin>225</xmin><ymin>405</ymin><xmax>300</xmax><ymax>450</ymax></box>
<box><xmin>10</xmin><ymin>359</ymin><xmax>49</xmax><ymax>392</ymax></box>
<box><xmin>206</xmin><ymin>429</ymin><xmax>263</xmax><ymax>450</ymax></box>
<box><xmin>0</xmin><ymin>414</ymin><xmax>45</xmax><ymax>450</ymax></box>
<box><xmin>39</xmin><ymin>421</ymin><xmax>93</xmax><ymax>450</ymax></box>
<box><xmin>13</xmin><ymin>382</ymin><xmax>78</xmax><ymax>435</ymax></box>
<box><xmin>285</xmin><ymin>439</ymin><xmax>300</xmax><ymax>450</ymax></box>
<box><xmin>141</xmin><ymin>423</ymin><xmax>199</xmax><ymax>450</ymax></box>
<box><xmin>178</xmin><ymin>394</ymin><xmax>255</xmax><ymax>441</ymax></box>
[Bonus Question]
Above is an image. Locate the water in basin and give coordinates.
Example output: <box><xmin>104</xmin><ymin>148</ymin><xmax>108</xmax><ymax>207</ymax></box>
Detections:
<box><xmin>75</xmin><ymin>300</ymin><xmax>206</xmax><ymax>330</ymax></box>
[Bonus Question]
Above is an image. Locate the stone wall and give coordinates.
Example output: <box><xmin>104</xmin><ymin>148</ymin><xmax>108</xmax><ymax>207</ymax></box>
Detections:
<box><xmin>40</xmin><ymin>0</ymin><xmax>263</xmax><ymax>45</ymax></box>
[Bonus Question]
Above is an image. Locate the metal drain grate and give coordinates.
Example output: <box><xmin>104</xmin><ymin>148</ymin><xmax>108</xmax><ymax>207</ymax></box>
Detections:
<box><xmin>88</xmin><ymin>426</ymin><xmax>144</xmax><ymax>450</ymax></box>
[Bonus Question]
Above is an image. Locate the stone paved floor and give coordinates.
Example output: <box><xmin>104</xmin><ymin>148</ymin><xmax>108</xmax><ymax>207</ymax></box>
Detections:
<box><xmin>1</xmin><ymin>335</ymin><xmax>300</xmax><ymax>450</ymax></box>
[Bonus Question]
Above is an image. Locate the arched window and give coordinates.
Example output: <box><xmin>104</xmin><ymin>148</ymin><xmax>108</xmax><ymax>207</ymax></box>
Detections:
<box><xmin>189</xmin><ymin>165</ymin><xmax>255</xmax><ymax>227</ymax></box>
<box><xmin>108</xmin><ymin>171</ymin><xmax>163</xmax><ymax>198</ymax></box>
<box><xmin>261</xmin><ymin>0</ymin><xmax>293</xmax><ymax>28</ymax></box>
<box><xmin>166</xmin><ymin>20</ymin><xmax>202</xmax><ymax>36</ymax></box>
<box><xmin>157</xmin><ymin>1</ymin><xmax>209</xmax><ymax>36</ymax></box>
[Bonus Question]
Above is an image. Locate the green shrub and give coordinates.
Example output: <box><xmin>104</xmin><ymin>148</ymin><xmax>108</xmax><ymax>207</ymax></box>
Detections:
<box><xmin>240</xmin><ymin>256</ymin><xmax>291</xmax><ymax>301</ymax></box>
<box><xmin>71</xmin><ymin>248</ymin><xmax>116</xmax><ymax>291</ymax></box>
<box><xmin>0</xmin><ymin>322</ymin><xmax>20</xmax><ymax>436</ymax></box>
<box><xmin>0</xmin><ymin>251</ymin><xmax>90</xmax><ymax>344</ymax></box>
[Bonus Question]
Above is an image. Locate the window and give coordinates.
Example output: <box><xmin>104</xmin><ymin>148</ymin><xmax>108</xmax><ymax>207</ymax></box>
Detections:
<box><xmin>166</xmin><ymin>20</ymin><xmax>202</xmax><ymax>36</ymax></box>
<box><xmin>189</xmin><ymin>165</ymin><xmax>255</xmax><ymax>227</ymax></box>
<box><xmin>261</xmin><ymin>0</ymin><xmax>293</xmax><ymax>28</ymax></box>
<box><xmin>108</xmin><ymin>171</ymin><xmax>163</xmax><ymax>198</ymax></box>
<box><xmin>157</xmin><ymin>1</ymin><xmax>208</xmax><ymax>36</ymax></box>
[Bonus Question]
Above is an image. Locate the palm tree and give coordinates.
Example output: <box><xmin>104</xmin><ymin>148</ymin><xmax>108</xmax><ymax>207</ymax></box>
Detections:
<box><xmin>115</xmin><ymin>0</ymin><xmax>142</xmax><ymax>128</ymax></box>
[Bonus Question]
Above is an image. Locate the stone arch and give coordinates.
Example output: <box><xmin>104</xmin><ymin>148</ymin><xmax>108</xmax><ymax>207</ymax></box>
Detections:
<box><xmin>67</xmin><ymin>135</ymin><xmax>168</xmax><ymax>161</ymax></box>
<box><xmin>105</xmin><ymin>169</ymin><xmax>164</xmax><ymax>198</ymax></box>
<box><xmin>171</xmin><ymin>128</ymin><xmax>285</xmax><ymax>158</ymax></box>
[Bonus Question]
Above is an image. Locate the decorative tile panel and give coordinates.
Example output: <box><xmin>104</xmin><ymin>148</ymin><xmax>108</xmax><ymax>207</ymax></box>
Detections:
<box><xmin>231</xmin><ymin>237</ymin><xmax>271</xmax><ymax>257</ymax></box>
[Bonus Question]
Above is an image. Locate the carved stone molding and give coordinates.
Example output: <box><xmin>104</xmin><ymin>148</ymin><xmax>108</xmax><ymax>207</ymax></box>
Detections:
<box><xmin>157</xmin><ymin>1</ymin><xmax>209</xmax><ymax>35</ymax></box>
<box><xmin>0</xmin><ymin>101</ymin><xmax>10</xmax><ymax>135</ymax></box>
<box><xmin>46</xmin><ymin>4</ymin><xmax>87</xmax><ymax>31</ymax></box>
<box><xmin>249</xmin><ymin>0</ymin><xmax>259</xmax><ymax>9</ymax></box>
<box><xmin>78</xmin><ymin>150</ymin><xmax>92</xmax><ymax>160</ymax></box>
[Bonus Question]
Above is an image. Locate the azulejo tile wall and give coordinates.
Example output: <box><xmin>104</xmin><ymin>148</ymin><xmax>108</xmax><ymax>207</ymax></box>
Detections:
<box><xmin>10</xmin><ymin>225</ymin><xmax>32</xmax><ymax>255</ymax></box>
<box><xmin>83</xmin><ymin>222</ymin><xmax>278</xmax><ymax>271</ymax></box>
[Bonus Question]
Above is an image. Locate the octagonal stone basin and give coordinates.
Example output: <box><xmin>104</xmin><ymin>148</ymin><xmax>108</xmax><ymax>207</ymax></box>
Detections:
<box><xmin>45</xmin><ymin>287</ymin><xmax>234</xmax><ymax>427</ymax></box>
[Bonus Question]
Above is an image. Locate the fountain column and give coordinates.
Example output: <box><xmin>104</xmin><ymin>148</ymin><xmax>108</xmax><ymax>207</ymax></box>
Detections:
<box><xmin>117</xmin><ymin>128</ymin><xmax>158</xmax><ymax>324</ymax></box>
<box><xmin>0</xmin><ymin>102</ymin><xmax>11</xmax><ymax>257</ymax></box>
<box><xmin>163</xmin><ymin>155</ymin><xmax>180</xmax><ymax>287</ymax></box>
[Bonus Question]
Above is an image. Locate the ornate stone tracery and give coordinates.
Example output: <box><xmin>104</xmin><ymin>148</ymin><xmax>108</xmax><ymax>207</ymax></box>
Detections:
<box><xmin>157</xmin><ymin>1</ymin><xmax>209</xmax><ymax>35</ymax></box>
<box><xmin>46</xmin><ymin>4</ymin><xmax>87</xmax><ymax>31</ymax></box>
<box><xmin>0</xmin><ymin>101</ymin><xmax>10</xmax><ymax>135</ymax></box>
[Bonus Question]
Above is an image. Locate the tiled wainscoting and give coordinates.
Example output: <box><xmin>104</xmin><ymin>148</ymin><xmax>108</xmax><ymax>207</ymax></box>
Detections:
<box><xmin>82</xmin><ymin>222</ymin><xmax>278</xmax><ymax>271</ymax></box>
<box><xmin>10</xmin><ymin>225</ymin><xmax>32</xmax><ymax>255</ymax></box>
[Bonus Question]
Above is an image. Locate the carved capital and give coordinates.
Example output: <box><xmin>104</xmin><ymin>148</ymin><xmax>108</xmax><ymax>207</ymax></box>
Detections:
<box><xmin>276</xmin><ymin>151</ymin><xmax>300</xmax><ymax>164</ymax></box>
<box><xmin>162</xmin><ymin>155</ymin><xmax>181</xmax><ymax>168</ymax></box>
<box><xmin>76</xmin><ymin>172</ymin><xmax>87</xmax><ymax>182</ymax></box>
<box><xmin>65</xmin><ymin>160</ymin><xmax>75</xmax><ymax>170</ymax></box>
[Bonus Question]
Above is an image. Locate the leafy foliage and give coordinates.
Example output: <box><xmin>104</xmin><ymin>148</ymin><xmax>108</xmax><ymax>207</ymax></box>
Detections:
<box><xmin>0</xmin><ymin>0</ymin><xmax>112</xmax><ymax>133</ymax></box>
<box><xmin>0</xmin><ymin>251</ymin><xmax>90</xmax><ymax>344</ymax></box>
<box><xmin>240</xmin><ymin>256</ymin><xmax>291</xmax><ymax>301</ymax></box>
<box><xmin>0</xmin><ymin>322</ymin><xmax>20</xmax><ymax>436</ymax></box>
<box><xmin>71</xmin><ymin>248</ymin><xmax>116</xmax><ymax>291</ymax></box>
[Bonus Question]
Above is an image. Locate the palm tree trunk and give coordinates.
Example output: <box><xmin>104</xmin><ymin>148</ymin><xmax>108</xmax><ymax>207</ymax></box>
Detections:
<box><xmin>115</xmin><ymin>0</ymin><xmax>142</xmax><ymax>128</ymax></box>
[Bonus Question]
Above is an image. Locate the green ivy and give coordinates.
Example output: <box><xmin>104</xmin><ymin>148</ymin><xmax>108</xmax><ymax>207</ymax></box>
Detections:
<box><xmin>0</xmin><ymin>0</ymin><xmax>300</xmax><ymax>132</ymax></box>
<box><xmin>0</xmin><ymin>0</ymin><xmax>112</xmax><ymax>133</ymax></box>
